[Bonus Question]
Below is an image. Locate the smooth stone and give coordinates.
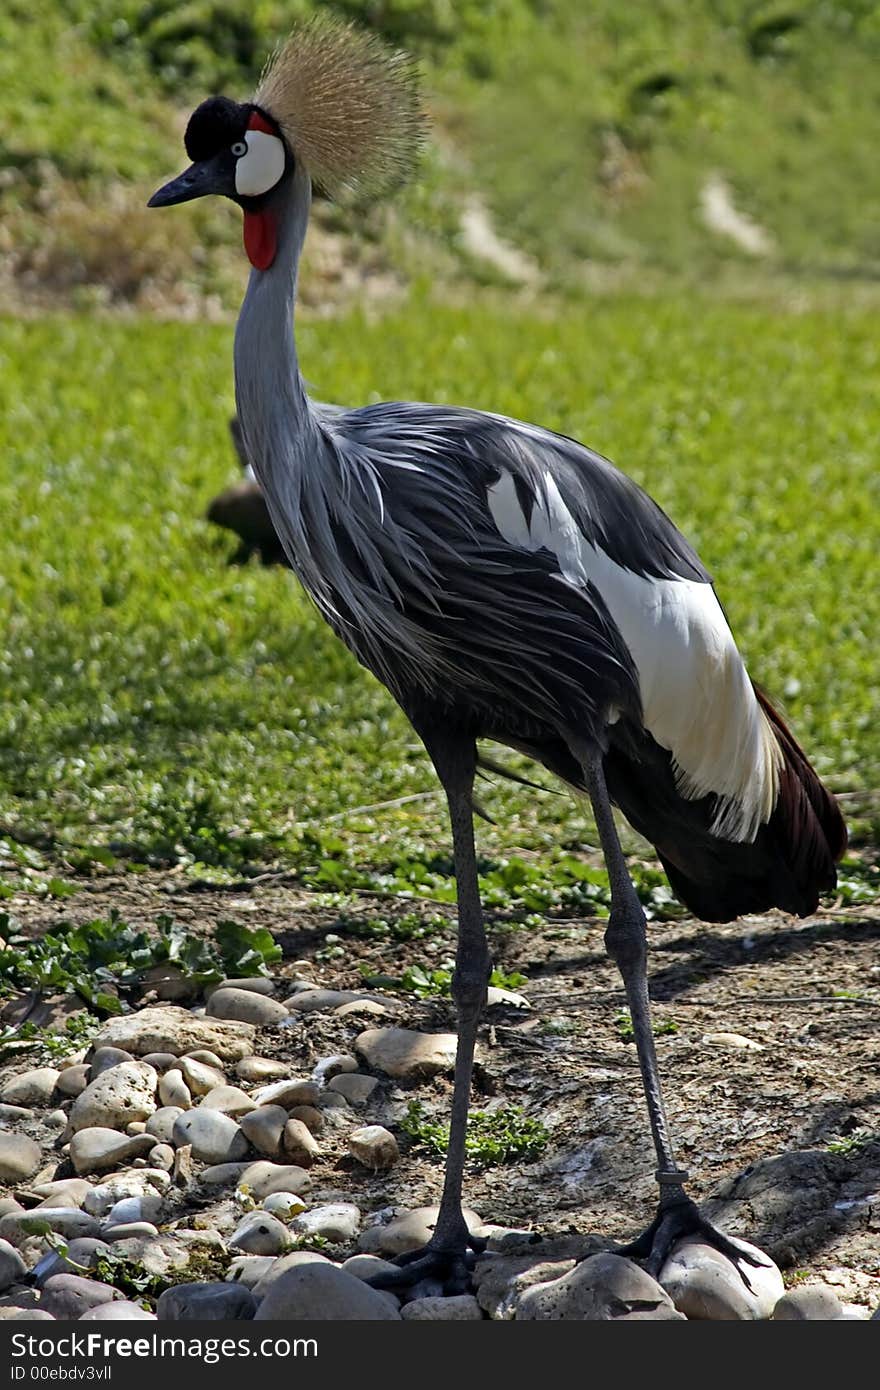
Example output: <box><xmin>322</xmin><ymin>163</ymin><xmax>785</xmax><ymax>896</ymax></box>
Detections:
<box><xmin>251</xmin><ymin>1079</ymin><xmax>319</xmax><ymax>1109</ymax></box>
<box><xmin>69</xmin><ymin>1129</ymin><xmax>157</xmax><ymax>1177</ymax></box>
<box><xmin>288</xmin><ymin>1105</ymin><xmax>324</xmax><ymax>1136</ymax></box>
<box><xmin>55</xmin><ymin>1066</ymin><xmax>91</xmax><ymax>1099</ymax></box>
<box><xmin>30</xmin><ymin>1179</ymin><xmax>92</xmax><ymax>1208</ymax></box>
<box><xmin>70</xmin><ymin>1062</ymin><xmax>158</xmax><ymax>1134</ymax></box>
<box><xmin>157</xmin><ymin>1281</ymin><xmax>257</xmax><ymax>1321</ymax></box>
<box><xmin>255</xmin><ymin>1263</ymin><xmax>400</xmax><ymax>1320</ymax></box>
<box><xmin>103</xmin><ymin>1222</ymin><xmax>160</xmax><ymax>1243</ymax></box>
<box><xmin>261</xmin><ymin>1192</ymin><xmax>307</xmax><ymax>1220</ymax></box>
<box><xmin>334</xmin><ymin>1000</ymin><xmax>396</xmax><ymax>1021</ymax></box>
<box><xmin>355</xmin><ymin>1028</ymin><xmax>458</xmax><ymax>1080</ymax></box>
<box><xmin>208</xmin><ymin>978</ymin><xmax>276</xmax><ymax>998</ymax></box>
<box><xmin>158</xmin><ymin>1070</ymin><xmax>192</xmax><ymax>1109</ymax></box>
<box><xmin>95</xmin><ymin>1008</ymin><xmax>254</xmax><ymax>1063</ymax></box>
<box><xmin>282</xmin><ymin>1119</ymin><xmax>321</xmax><ymax>1166</ymax></box>
<box><xmin>312</xmin><ymin>1054</ymin><xmax>358</xmax><ymax>1083</ymax></box>
<box><xmin>284</xmin><ymin>989</ymin><xmax>372</xmax><ymax>1014</ymax></box>
<box><xmin>145</xmin><ymin>1107</ymin><xmax>184</xmax><ymax>1144</ymax></box>
<box><xmin>773</xmin><ymin>1285</ymin><xmax>847</xmax><ymax>1320</ymax></box>
<box><xmin>292</xmin><ymin>1204</ymin><xmax>361</xmax><ymax>1244</ymax></box>
<box><xmin>198</xmin><ymin>1162</ymin><xmax>252</xmax><ymax>1187</ymax></box>
<box><xmin>0</xmin><ymin>1208</ymin><xmax>101</xmax><ymax>1247</ymax></box>
<box><xmin>126</xmin><ymin>1122</ymin><xmax>147</xmax><ymax>1136</ymax></box>
<box><xmin>327</xmin><ymin>1073</ymin><xmax>378</xmax><ymax>1104</ymax></box>
<box><xmin>238</xmin><ymin>1162</ymin><xmax>311</xmax><ymax>1200</ymax></box>
<box><xmin>0</xmin><ymin>1240</ymin><xmax>27</xmax><ymax>1293</ymax></box>
<box><xmin>702</xmin><ymin>1031</ymin><xmax>765</xmax><ymax>1053</ymax></box>
<box><xmin>348</xmin><ymin>1125</ymin><xmax>399</xmax><ymax>1171</ymax></box>
<box><xmin>104</xmin><ymin>1195</ymin><xmax>164</xmax><ymax>1226</ymax></box>
<box><xmin>659</xmin><ymin>1236</ymin><xmax>783</xmax><ymax>1320</ymax></box>
<box><xmin>252</xmin><ymin>1251</ymin><xmax>332</xmax><ymax>1300</ymax></box>
<box><xmin>179</xmin><ymin>1057</ymin><xmax>226</xmax><ymax>1096</ymax></box>
<box><xmin>32</xmin><ymin>1239</ymin><xmax>113</xmax><ymax>1286</ymax></box>
<box><xmin>103</xmin><ymin>1236</ymin><xmax>188</xmax><ymax>1280</ymax></box>
<box><xmin>368</xmin><ymin>1206</ymin><xmax>482</xmax><ymax>1257</ymax></box>
<box><xmin>1</xmin><ymin>1069</ymin><xmax>60</xmax><ymax>1106</ymax></box>
<box><xmin>83</xmin><ymin>1172</ymin><xmax>170</xmax><ymax>1217</ymax></box>
<box><xmin>39</xmin><ymin>1274</ymin><xmax>122</xmax><ymax>1319</ymax></box>
<box><xmin>229</xmin><ymin>1214</ymin><xmax>291</xmax><ymax>1256</ymax></box>
<box><xmin>89</xmin><ymin>1047</ymin><xmax>135</xmax><ymax>1077</ymax></box>
<box><xmin>140</xmin><ymin>1054</ymin><xmax>179</xmax><ymax>1075</ymax></box>
<box><xmin>318</xmin><ymin>1092</ymin><xmax>350</xmax><ymax>1111</ymax></box>
<box><xmin>80</xmin><ymin>1301</ymin><xmax>156</xmax><ymax>1320</ymax></box>
<box><xmin>0</xmin><ymin>1135</ymin><xmax>42</xmax><ymax>1183</ymax></box>
<box><xmin>148</xmin><ymin>1144</ymin><xmax>175</xmax><ymax>1172</ymax></box>
<box><xmin>518</xmin><ymin>1253</ymin><xmax>684</xmax><ymax>1320</ymax></box>
<box><xmin>226</xmin><ymin>1255</ymin><xmax>277</xmax><ymax>1290</ymax></box>
<box><xmin>139</xmin><ymin>962</ymin><xmax>198</xmax><ymax>1003</ymax></box>
<box><xmin>181</xmin><ymin>1050</ymin><xmax>225</xmax><ymax>1069</ymax></box>
<box><xmin>342</xmin><ymin>1254</ymin><xmax>401</xmax><ymax>1283</ymax></box>
<box><xmin>0</xmin><ymin>1309</ymin><xmax>56</xmax><ymax>1321</ymax></box>
<box><xmin>402</xmin><ymin>1295</ymin><xmax>483</xmax><ymax>1320</ymax></box>
<box><xmin>171</xmin><ymin>1110</ymin><xmax>248</xmax><ymax>1164</ymax></box>
<box><xmin>199</xmin><ymin>1085</ymin><xmax>255</xmax><ymax>1117</ymax></box>
<box><xmin>0</xmin><ymin>1104</ymin><xmax>33</xmax><ymax>1122</ymax></box>
<box><xmin>486</xmin><ymin>986</ymin><xmax>529</xmax><ymax>1009</ymax></box>
<box><xmin>43</xmin><ymin>1110</ymin><xmax>69</xmax><ymax>1132</ymax></box>
<box><xmin>207</xmin><ymin>989</ymin><xmax>288</xmax><ymax>1027</ymax></box>
<box><xmin>240</xmin><ymin>1106</ymin><xmax>288</xmax><ymax>1158</ymax></box>
<box><xmin>0</xmin><ymin>1201</ymin><xmax>23</xmax><ymax>1219</ymax></box>
<box><xmin>235</xmin><ymin>1057</ymin><xmax>289</xmax><ymax>1084</ymax></box>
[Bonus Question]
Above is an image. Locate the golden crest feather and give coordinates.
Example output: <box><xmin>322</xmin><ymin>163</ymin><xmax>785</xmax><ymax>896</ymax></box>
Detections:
<box><xmin>254</xmin><ymin>17</ymin><xmax>424</xmax><ymax>199</ymax></box>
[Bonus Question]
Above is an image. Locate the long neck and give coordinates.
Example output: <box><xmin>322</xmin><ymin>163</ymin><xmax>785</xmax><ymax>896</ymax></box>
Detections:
<box><xmin>233</xmin><ymin>166</ymin><xmax>323</xmax><ymax>536</ymax></box>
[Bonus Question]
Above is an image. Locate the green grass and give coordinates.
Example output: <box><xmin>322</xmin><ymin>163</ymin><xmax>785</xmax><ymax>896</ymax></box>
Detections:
<box><xmin>0</xmin><ymin>294</ymin><xmax>877</xmax><ymax>902</ymax></box>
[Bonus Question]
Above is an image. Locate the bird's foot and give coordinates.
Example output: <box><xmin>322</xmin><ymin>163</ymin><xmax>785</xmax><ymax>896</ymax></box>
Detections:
<box><xmin>366</xmin><ymin>1232</ymin><xmax>487</xmax><ymax>1296</ymax></box>
<box><xmin>620</xmin><ymin>1185</ymin><xmax>766</xmax><ymax>1290</ymax></box>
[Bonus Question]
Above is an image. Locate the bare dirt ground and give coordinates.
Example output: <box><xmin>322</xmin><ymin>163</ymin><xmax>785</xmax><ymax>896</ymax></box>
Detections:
<box><xmin>4</xmin><ymin>872</ymin><xmax>880</xmax><ymax>1308</ymax></box>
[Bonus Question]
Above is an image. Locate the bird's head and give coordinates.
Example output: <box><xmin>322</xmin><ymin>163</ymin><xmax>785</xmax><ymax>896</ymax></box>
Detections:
<box><xmin>148</xmin><ymin>18</ymin><xmax>424</xmax><ymax>272</ymax></box>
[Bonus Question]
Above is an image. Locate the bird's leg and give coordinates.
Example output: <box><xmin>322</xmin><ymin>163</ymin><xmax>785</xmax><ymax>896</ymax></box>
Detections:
<box><xmin>575</xmin><ymin>742</ymin><xmax>765</xmax><ymax>1284</ymax></box>
<box><xmin>368</xmin><ymin>731</ymin><xmax>490</xmax><ymax>1295</ymax></box>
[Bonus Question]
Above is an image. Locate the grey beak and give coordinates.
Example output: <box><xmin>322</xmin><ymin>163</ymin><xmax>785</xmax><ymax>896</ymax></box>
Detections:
<box><xmin>148</xmin><ymin>155</ymin><xmax>230</xmax><ymax>208</ymax></box>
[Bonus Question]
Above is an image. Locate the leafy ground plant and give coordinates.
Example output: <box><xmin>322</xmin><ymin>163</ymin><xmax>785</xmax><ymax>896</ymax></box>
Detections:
<box><xmin>615</xmin><ymin>1009</ymin><xmax>679</xmax><ymax>1042</ymax></box>
<box><xmin>401</xmin><ymin>1099</ymin><xmax>549</xmax><ymax>1169</ymax></box>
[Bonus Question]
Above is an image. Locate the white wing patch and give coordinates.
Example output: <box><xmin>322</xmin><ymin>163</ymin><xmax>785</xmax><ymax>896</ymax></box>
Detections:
<box><xmin>487</xmin><ymin>470</ymin><xmax>780</xmax><ymax>842</ymax></box>
<box><xmin>235</xmin><ymin>130</ymin><xmax>286</xmax><ymax>198</ymax></box>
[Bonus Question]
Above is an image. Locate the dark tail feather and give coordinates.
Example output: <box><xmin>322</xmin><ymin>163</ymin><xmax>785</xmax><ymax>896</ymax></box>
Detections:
<box><xmin>515</xmin><ymin>692</ymin><xmax>846</xmax><ymax>923</ymax></box>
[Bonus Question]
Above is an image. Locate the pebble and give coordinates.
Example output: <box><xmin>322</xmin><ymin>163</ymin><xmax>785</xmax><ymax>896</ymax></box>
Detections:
<box><xmin>105</xmin><ymin>1194</ymin><xmax>165</xmax><ymax>1226</ymax></box>
<box><xmin>327</xmin><ymin>1073</ymin><xmax>378</xmax><ymax>1104</ymax></box>
<box><xmin>229</xmin><ymin>1214</ymin><xmax>291</xmax><ymax>1256</ymax></box>
<box><xmin>89</xmin><ymin>1047</ymin><xmax>136</xmax><ymax>1077</ymax></box>
<box><xmin>226</xmin><ymin>1255</ymin><xmax>277</xmax><ymax>1289</ymax></box>
<box><xmin>659</xmin><ymin>1236</ymin><xmax>783</xmax><ymax>1320</ymax></box>
<box><xmin>182</xmin><ymin>1050</ymin><xmax>225</xmax><ymax>1068</ymax></box>
<box><xmin>402</xmin><ymin>1295</ymin><xmax>483</xmax><ymax>1321</ymax></box>
<box><xmin>486</xmin><ymin>986</ymin><xmax>530</xmax><ymax>1009</ymax></box>
<box><xmin>518</xmin><ymin>1252</ymin><xmax>684</xmax><ymax>1320</ymax></box>
<box><xmin>289</xmin><ymin>1104</ymin><xmax>324</xmax><ymax>1136</ymax></box>
<box><xmin>70</xmin><ymin>1061</ymin><xmax>158</xmax><ymax>1134</ymax></box>
<box><xmin>198</xmin><ymin>1162</ymin><xmax>252</xmax><ymax>1188</ymax></box>
<box><xmin>0</xmin><ymin>1069</ymin><xmax>60</xmax><ymax>1106</ymax></box>
<box><xmin>284</xmin><ymin>988</ymin><xmax>375</xmax><ymax>1014</ymax></box>
<box><xmin>207</xmin><ymin>989</ymin><xmax>288</xmax><ymax>1027</ymax></box>
<box><xmin>348</xmin><ymin>1126</ymin><xmax>399</xmax><ymax>1171</ymax></box>
<box><xmin>318</xmin><ymin>1092</ymin><xmax>350</xmax><ymax>1111</ymax></box>
<box><xmin>235</xmin><ymin>1057</ymin><xmax>290</xmax><ymax>1084</ymax></box>
<box><xmin>30</xmin><ymin>1179</ymin><xmax>93</xmax><ymax>1208</ymax></box>
<box><xmin>54</xmin><ymin>1061</ymin><xmax>90</xmax><ymax>1095</ymax></box>
<box><xmin>157</xmin><ymin>1282</ymin><xmax>257</xmax><ymax>1321</ymax></box>
<box><xmin>209</xmin><ymin>977</ymin><xmax>277</xmax><ymax>998</ymax></box>
<box><xmin>362</xmin><ymin>1206</ymin><xmax>482</xmax><ymax>1257</ymax></box>
<box><xmin>282</xmin><ymin>1119</ymin><xmax>321</xmax><ymax>1166</ymax></box>
<box><xmin>145</xmin><ymin>1107</ymin><xmax>184</xmax><ymax>1144</ymax></box>
<box><xmin>355</xmin><ymin>1028</ymin><xmax>458</xmax><ymax>1080</ymax></box>
<box><xmin>251</xmin><ymin>1251</ymin><xmax>332</xmax><ymax>1299</ymax></box>
<box><xmin>158</xmin><ymin>1070</ymin><xmax>192</xmax><ymax>1109</ymax></box>
<box><xmin>80</xmin><ymin>1301</ymin><xmax>156</xmax><ymax>1321</ymax></box>
<box><xmin>0</xmin><ymin>1104</ymin><xmax>33</xmax><ymax>1124</ymax></box>
<box><xmin>172</xmin><ymin>1110</ymin><xmax>249</xmax><ymax>1164</ymax></box>
<box><xmin>702</xmin><ymin>1032</ymin><xmax>765</xmax><ymax>1053</ymax></box>
<box><xmin>103</xmin><ymin>1222</ymin><xmax>160</xmax><ymax>1243</ymax></box>
<box><xmin>0</xmin><ymin>1135</ymin><xmax>42</xmax><ymax>1183</ymax></box>
<box><xmin>0</xmin><ymin>1240</ymin><xmax>27</xmax><ymax>1293</ymax></box>
<box><xmin>254</xmin><ymin>1263</ymin><xmax>400</xmax><ymax>1321</ymax></box>
<box><xmin>179</xmin><ymin>1057</ymin><xmax>226</xmax><ymax>1096</ymax></box>
<box><xmin>95</xmin><ymin>1007</ymin><xmax>255</xmax><ymax>1063</ymax></box>
<box><xmin>149</xmin><ymin>1144</ymin><xmax>175</xmax><ymax>1172</ymax></box>
<box><xmin>83</xmin><ymin>1172</ymin><xmax>170</xmax><ymax>1217</ymax></box>
<box><xmin>251</xmin><ymin>1079</ymin><xmax>320</xmax><ymax>1109</ymax></box>
<box><xmin>199</xmin><ymin>1085</ymin><xmax>256</xmax><ymax>1117</ymax></box>
<box><xmin>44</xmin><ymin>1110</ymin><xmax>70</xmax><ymax>1132</ymax></box>
<box><xmin>261</xmin><ymin>1192</ymin><xmax>307</xmax><ymax>1220</ymax></box>
<box><xmin>39</xmin><ymin>1274</ymin><xmax>123</xmax><ymax>1319</ymax></box>
<box><xmin>312</xmin><ymin>1054</ymin><xmax>359</xmax><ymax>1084</ymax></box>
<box><xmin>342</xmin><ymin>1254</ymin><xmax>400</xmax><ymax>1283</ymax></box>
<box><xmin>69</xmin><ymin>1129</ymin><xmax>157</xmax><ymax>1177</ymax></box>
<box><xmin>140</xmin><ymin>1053</ymin><xmax>180</xmax><ymax>1075</ymax></box>
<box><xmin>238</xmin><ymin>1162</ymin><xmax>311</xmax><ymax>1200</ymax></box>
<box><xmin>293</xmin><ymin>1204</ymin><xmax>362</xmax><ymax>1245</ymax></box>
<box><xmin>0</xmin><ymin>1207</ymin><xmax>102</xmax><ymax>1247</ymax></box>
<box><xmin>32</xmin><ymin>1239</ymin><xmax>112</xmax><ymax>1286</ymax></box>
<box><xmin>240</xmin><ymin>1105</ymin><xmax>288</xmax><ymax>1158</ymax></box>
<box><xmin>772</xmin><ymin>1284</ymin><xmax>847</xmax><ymax>1320</ymax></box>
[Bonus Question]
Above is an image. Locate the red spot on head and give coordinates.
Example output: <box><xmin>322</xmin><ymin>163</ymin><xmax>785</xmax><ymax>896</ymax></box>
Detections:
<box><xmin>248</xmin><ymin>110</ymin><xmax>277</xmax><ymax>136</ymax></box>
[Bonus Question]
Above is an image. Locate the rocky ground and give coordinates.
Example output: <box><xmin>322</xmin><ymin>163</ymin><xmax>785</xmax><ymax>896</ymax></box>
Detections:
<box><xmin>0</xmin><ymin>872</ymin><xmax>878</xmax><ymax>1321</ymax></box>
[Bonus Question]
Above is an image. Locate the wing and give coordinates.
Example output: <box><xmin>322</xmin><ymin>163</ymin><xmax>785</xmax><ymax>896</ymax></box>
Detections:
<box><xmin>323</xmin><ymin>403</ymin><xmax>779</xmax><ymax>841</ymax></box>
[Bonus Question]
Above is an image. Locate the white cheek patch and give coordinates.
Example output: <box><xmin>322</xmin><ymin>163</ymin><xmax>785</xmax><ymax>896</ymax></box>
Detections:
<box><xmin>235</xmin><ymin>129</ymin><xmax>286</xmax><ymax>197</ymax></box>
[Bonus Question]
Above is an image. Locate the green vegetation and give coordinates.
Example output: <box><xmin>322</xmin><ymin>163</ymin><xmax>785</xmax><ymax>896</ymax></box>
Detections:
<box><xmin>401</xmin><ymin>1099</ymin><xmax>549</xmax><ymax>1168</ymax></box>
<box><xmin>0</xmin><ymin>1013</ymin><xmax>100</xmax><ymax>1064</ymax></box>
<box><xmin>359</xmin><ymin>962</ymin><xmax>527</xmax><ymax>999</ymax></box>
<box><xmin>615</xmin><ymin>1009</ymin><xmax>679</xmax><ymax>1043</ymax></box>
<box><xmin>0</xmin><ymin>911</ymin><xmax>282</xmax><ymax>1015</ymax></box>
<box><xmin>0</xmin><ymin>298</ymin><xmax>875</xmax><ymax>909</ymax></box>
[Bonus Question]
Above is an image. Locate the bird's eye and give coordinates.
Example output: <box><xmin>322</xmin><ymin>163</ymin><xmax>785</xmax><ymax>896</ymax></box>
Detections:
<box><xmin>231</xmin><ymin>141</ymin><xmax>248</xmax><ymax>157</ymax></box>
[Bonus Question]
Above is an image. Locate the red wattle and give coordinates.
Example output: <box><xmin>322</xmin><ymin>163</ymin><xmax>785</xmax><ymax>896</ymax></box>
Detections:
<box><xmin>243</xmin><ymin>210</ymin><xmax>277</xmax><ymax>270</ymax></box>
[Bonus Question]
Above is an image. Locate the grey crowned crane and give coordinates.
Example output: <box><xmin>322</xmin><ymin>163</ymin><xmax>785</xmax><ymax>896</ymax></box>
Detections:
<box><xmin>149</xmin><ymin>19</ymin><xmax>846</xmax><ymax>1291</ymax></box>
